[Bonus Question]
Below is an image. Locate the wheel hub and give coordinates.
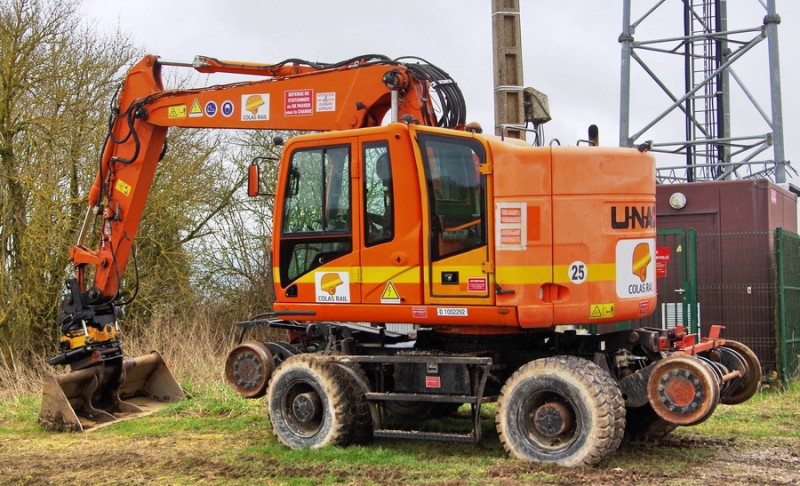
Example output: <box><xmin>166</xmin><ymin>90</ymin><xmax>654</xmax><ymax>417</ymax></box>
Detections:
<box><xmin>233</xmin><ymin>352</ymin><xmax>262</xmax><ymax>388</ymax></box>
<box><xmin>657</xmin><ymin>369</ymin><xmax>702</xmax><ymax>413</ymax></box>
<box><xmin>533</xmin><ymin>401</ymin><xmax>573</xmax><ymax>437</ymax></box>
<box><xmin>292</xmin><ymin>392</ymin><xmax>322</xmax><ymax>423</ymax></box>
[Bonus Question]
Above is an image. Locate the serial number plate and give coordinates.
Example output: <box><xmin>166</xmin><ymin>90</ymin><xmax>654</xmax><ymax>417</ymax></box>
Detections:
<box><xmin>436</xmin><ymin>307</ymin><xmax>468</xmax><ymax>317</ymax></box>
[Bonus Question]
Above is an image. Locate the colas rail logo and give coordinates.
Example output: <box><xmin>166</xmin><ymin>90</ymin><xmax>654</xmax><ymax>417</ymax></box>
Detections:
<box><xmin>320</xmin><ymin>273</ymin><xmax>343</xmax><ymax>295</ymax></box>
<box><xmin>241</xmin><ymin>94</ymin><xmax>270</xmax><ymax>121</ymax></box>
<box><xmin>629</xmin><ymin>243</ymin><xmax>653</xmax><ymax>294</ymax></box>
<box><xmin>315</xmin><ymin>272</ymin><xmax>350</xmax><ymax>303</ymax></box>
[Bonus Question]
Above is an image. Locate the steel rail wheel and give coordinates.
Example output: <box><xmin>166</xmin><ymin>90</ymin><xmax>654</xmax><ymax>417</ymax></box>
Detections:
<box><xmin>647</xmin><ymin>354</ymin><xmax>720</xmax><ymax>426</ymax></box>
<box><xmin>224</xmin><ymin>342</ymin><xmax>275</xmax><ymax>398</ymax></box>
<box><xmin>715</xmin><ymin>340</ymin><xmax>762</xmax><ymax>405</ymax></box>
<box><xmin>495</xmin><ymin>356</ymin><xmax>625</xmax><ymax>467</ymax></box>
<box><xmin>267</xmin><ymin>354</ymin><xmax>366</xmax><ymax>449</ymax></box>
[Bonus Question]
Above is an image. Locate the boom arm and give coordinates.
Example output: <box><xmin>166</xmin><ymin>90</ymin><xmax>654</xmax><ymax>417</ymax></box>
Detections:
<box><xmin>55</xmin><ymin>54</ymin><xmax>465</xmax><ymax>364</ymax></box>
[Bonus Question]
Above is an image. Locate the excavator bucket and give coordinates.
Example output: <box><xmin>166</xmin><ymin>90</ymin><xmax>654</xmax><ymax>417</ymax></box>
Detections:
<box><xmin>38</xmin><ymin>351</ymin><xmax>184</xmax><ymax>432</ymax></box>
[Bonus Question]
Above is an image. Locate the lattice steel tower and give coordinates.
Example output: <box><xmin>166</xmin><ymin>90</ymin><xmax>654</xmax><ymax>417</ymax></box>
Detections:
<box><xmin>619</xmin><ymin>0</ymin><xmax>790</xmax><ymax>183</ymax></box>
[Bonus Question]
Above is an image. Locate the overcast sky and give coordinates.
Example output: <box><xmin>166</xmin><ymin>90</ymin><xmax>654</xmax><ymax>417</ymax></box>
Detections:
<box><xmin>81</xmin><ymin>0</ymin><xmax>799</xmax><ymax>188</ymax></box>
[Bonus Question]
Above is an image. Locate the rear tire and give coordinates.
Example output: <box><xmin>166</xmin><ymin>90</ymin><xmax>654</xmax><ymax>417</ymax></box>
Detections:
<box><xmin>267</xmin><ymin>354</ymin><xmax>366</xmax><ymax>449</ymax></box>
<box><xmin>333</xmin><ymin>362</ymin><xmax>374</xmax><ymax>444</ymax></box>
<box><xmin>496</xmin><ymin>356</ymin><xmax>625</xmax><ymax>467</ymax></box>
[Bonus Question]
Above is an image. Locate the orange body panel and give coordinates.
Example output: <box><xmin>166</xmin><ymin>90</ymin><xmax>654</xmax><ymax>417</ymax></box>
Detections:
<box><xmin>272</xmin><ymin>125</ymin><xmax>657</xmax><ymax>332</ymax></box>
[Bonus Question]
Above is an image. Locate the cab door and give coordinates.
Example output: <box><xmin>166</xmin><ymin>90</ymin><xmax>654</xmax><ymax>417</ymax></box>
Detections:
<box><xmin>274</xmin><ymin>138</ymin><xmax>361</xmax><ymax>305</ymax></box>
<box><xmin>415</xmin><ymin>131</ymin><xmax>494</xmax><ymax>306</ymax></box>
<box><xmin>358</xmin><ymin>131</ymin><xmax>424</xmax><ymax>305</ymax></box>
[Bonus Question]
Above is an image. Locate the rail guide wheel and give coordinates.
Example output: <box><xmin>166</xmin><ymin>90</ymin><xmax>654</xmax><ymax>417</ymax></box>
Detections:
<box><xmin>225</xmin><ymin>342</ymin><xmax>275</xmax><ymax>398</ymax></box>
<box><xmin>647</xmin><ymin>354</ymin><xmax>720</xmax><ymax>426</ymax></box>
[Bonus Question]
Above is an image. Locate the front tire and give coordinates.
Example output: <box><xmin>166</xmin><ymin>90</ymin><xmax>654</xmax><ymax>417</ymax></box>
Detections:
<box><xmin>496</xmin><ymin>356</ymin><xmax>625</xmax><ymax>467</ymax></box>
<box><xmin>267</xmin><ymin>354</ymin><xmax>366</xmax><ymax>449</ymax></box>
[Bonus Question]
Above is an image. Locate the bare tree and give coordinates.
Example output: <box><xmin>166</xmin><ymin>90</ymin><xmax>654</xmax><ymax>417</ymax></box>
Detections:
<box><xmin>188</xmin><ymin>130</ymin><xmax>288</xmax><ymax>318</ymax></box>
<box><xmin>0</xmin><ymin>0</ymin><xmax>137</xmax><ymax>354</ymax></box>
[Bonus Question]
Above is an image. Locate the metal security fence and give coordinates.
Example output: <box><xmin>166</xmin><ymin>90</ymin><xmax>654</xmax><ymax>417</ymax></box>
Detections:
<box><xmin>776</xmin><ymin>229</ymin><xmax>800</xmax><ymax>383</ymax></box>
<box><xmin>694</xmin><ymin>231</ymin><xmax>778</xmax><ymax>373</ymax></box>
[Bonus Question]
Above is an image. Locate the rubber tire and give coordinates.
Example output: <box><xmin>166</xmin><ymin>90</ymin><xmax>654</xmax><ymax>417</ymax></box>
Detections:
<box><xmin>267</xmin><ymin>354</ymin><xmax>367</xmax><ymax>449</ymax></box>
<box><xmin>718</xmin><ymin>340</ymin><xmax>762</xmax><ymax>405</ymax></box>
<box><xmin>333</xmin><ymin>362</ymin><xmax>375</xmax><ymax>444</ymax></box>
<box><xmin>496</xmin><ymin>356</ymin><xmax>625</xmax><ymax>467</ymax></box>
<box><xmin>624</xmin><ymin>404</ymin><xmax>678</xmax><ymax>443</ymax></box>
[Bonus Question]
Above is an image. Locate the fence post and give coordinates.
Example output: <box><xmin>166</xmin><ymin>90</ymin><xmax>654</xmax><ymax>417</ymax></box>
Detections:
<box><xmin>775</xmin><ymin>228</ymin><xmax>788</xmax><ymax>386</ymax></box>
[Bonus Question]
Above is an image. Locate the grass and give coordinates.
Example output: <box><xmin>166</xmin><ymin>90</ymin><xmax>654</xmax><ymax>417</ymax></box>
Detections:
<box><xmin>691</xmin><ymin>382</ymin><xmax>800</xmax><ymax>438</ymax></box>
<box><xmin>2</xmin><ymin>317</ymin><xmax>799</xmax><ymax>484</ymax></box>
<box><xmin>1</xmin><ymin>382</ymin><xmax>799</xmax><ymax>484</ymax></box>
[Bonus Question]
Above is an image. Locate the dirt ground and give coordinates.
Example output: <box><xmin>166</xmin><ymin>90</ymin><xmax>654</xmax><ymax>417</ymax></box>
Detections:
<box><xmin>1</xmin><ymin>424</ymin><xmax>799</xmax><ymax>485</ymax></box>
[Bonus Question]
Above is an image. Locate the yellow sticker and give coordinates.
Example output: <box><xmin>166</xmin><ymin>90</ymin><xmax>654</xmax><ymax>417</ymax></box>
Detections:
<box><xmin>115</xmin><ymin>179</ymin><xmax>131</xmax><ymax>196</ymax></box>
<box><xmin>167</xmin><ymin>105</ymin><xmax>187</xmax><ymax>118</ymax></box>
<box><xmin>189</xmin><ymin>99</ymin><xmax>203</xmax><ymax>117</ymax></box>
<box><xmin>589</xmin><ymin>303</ymin><xmax>615</xmax><ymax>319</ymax></box>
<box><xmin>381</xmin><ymin>281</ymin><xmax>401</xmax><ymax>304</ymax></box>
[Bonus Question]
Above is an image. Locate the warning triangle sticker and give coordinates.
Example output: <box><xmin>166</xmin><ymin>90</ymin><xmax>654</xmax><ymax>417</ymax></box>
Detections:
<box><xmin>381</xmin><ymin>281</ymin><xmax>401</xmax><ymax>303</ymax></box>
<box><xmin>189</xmin><ymin>99</ymin><xmax>203</xmax><ymax>117</ymax></box>
<box><xmin>590</xmin><ymin>305</ymin><xmax>602</xmax><ymax>318</ymax></box>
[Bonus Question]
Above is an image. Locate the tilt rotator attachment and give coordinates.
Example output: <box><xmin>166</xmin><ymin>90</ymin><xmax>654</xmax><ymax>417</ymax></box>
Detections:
<box><xmin>38</xmin><ymin>279</ymin><xmax>184</xmax><ymax>432</ymax></box>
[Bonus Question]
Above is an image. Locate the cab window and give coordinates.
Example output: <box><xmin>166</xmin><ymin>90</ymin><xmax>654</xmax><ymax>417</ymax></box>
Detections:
<box><xmin>363</xmin><ymin>142</ymin><xmax>394</xmax><ymax>246</ymax></box>
<box><xmin>280</xmin><ymin>145</ymin><xmax>351</xmax><ymax>285</ymax></box>
<box><xmin>418</xmin><ymin>134</ymin><xmax>486</xmax><ymax>261</ymax></box>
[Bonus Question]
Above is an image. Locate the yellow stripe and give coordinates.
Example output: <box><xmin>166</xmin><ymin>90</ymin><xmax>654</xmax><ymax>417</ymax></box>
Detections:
<box><xmin>497</xmin><ymin>264</ymin><xmax>616</xmax><ymax>284</ymax></box>
<box><xmin>362</xmin><ymin>266</ymin><xmax>419</xmax><ymax>284</ymax></box>
<box><xmin>554</xmin><ymin>263</ymin><xmax>616</xmax><ymax>283</ymax></box>
<box><xmin>273</xmin><ymin>266</ymin><xmax>422</xmax><ymax>285</ymax></box>
<box><xmin>273</xmin><ymin>263</ymin><xmax>617</xmax><ymax>286</ymax></box>
<box><xmin>497</xmin><ymin>265</ymin><xmax>551</xmax><ymax>284</ymax></box>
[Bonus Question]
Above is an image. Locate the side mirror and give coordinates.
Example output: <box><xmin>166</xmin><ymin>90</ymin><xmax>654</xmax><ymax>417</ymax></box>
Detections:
<box><xmin>247</xmin><ymin>163</ymin><xmax>260</xmax><ymax>197</ymax></box>
<box><xmin>247</xmin><ymin>156</ymin><xmax>278</xmax><ymax>197</ymax></box>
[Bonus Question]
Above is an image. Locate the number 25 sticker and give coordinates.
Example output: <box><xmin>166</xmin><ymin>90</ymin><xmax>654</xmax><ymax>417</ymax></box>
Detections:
<box><xmin>569</xmin><ymin>261</ymin><xmax>587</xmax><ymax>284</ymax></box>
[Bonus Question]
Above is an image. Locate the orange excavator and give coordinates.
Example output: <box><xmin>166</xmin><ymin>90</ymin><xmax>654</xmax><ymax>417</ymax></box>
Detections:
<box><xmin>41</xmin><ymin>54</ymin><xmax>762</xmax><ymax>467</ymax></box>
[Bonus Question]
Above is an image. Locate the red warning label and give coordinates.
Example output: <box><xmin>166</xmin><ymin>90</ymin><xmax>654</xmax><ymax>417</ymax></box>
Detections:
<box><xmin>656</xmin><ymin>246</ymin><xmax>671</xmax><ymax>278</ymax></box>
<box><xmin>285</xmin><ymin>89</ymin><xmax>313</xmax><ymax>116</ymax></box>
<box><xmin>425</xmin><ymin>376</ymin><xmax>441</xmax><ymax>388</ymax></box>
<box><xmin>468</xmin><ymin>277</ymin><xmax>487</xmax><ymax>292</ymax></box>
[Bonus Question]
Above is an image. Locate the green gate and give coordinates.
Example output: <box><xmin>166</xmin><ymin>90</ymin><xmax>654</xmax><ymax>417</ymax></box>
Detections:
<box><xmin>776</xmin><ymin>228</ymin><xmax>800</xmax><ymax>384</ymax></box>
<box><xmin>650</xmin><ymin>229</ymin><xmax>699</xmax><ymax>333</ymax></box>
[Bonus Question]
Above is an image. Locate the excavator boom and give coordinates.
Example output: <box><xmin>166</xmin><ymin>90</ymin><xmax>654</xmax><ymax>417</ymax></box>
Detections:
<box><xmin>41</xmin><ymin>53</ymin><xmax>465</xmax><ymax>432</ymax></box>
